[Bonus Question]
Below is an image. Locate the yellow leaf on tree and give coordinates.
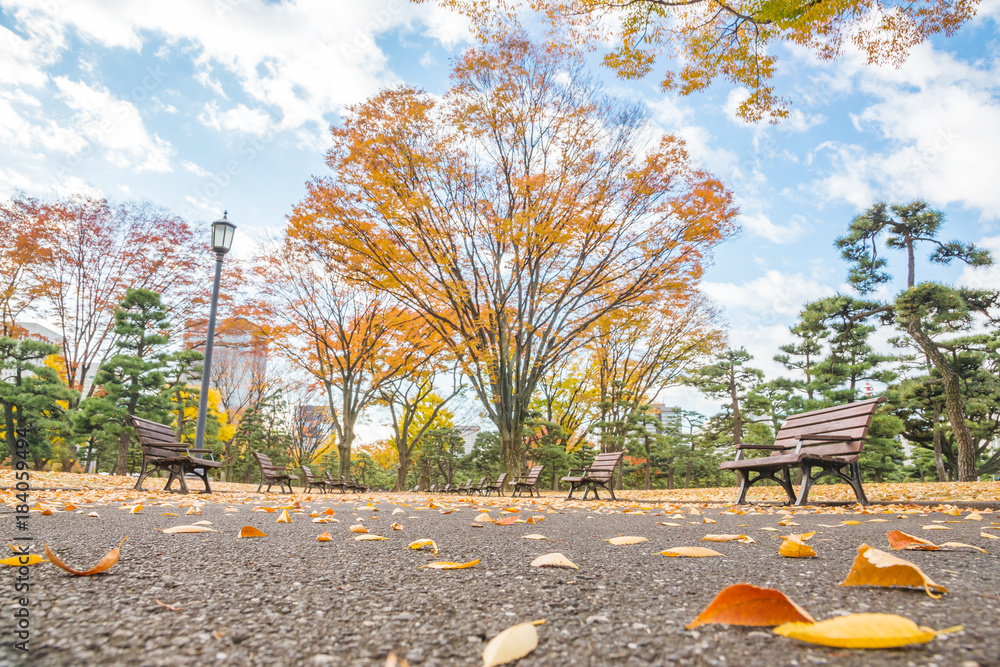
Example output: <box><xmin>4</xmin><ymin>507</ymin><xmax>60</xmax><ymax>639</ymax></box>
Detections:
<box><xmin>606</xmin><ymin>536</ymin><xmax>648</xmax><ymax>545</ymax></box>
<box><xmin>0</xmin><ymin>554</ymin><xmax>46</xmax><ymax>566</ymax></box>
<box><xmin>238</xmin><ymin>526</ymin><xmax>267</xmax><ymax>539</ymax></box>
<box><xmin>276</xmin><ymin>509</ymin><xmax>290</xmax><ymax>523</ymax></box>
<box><xmin>774</xmin><ymin>613</ymin><xmax>953</xmax><ymax>649</ymax></box>
<box><xmin>686</xmin><ymin>584</ymin><xmax>815</xmax><ymax>629</ymax></box>
<box><xmin>482</xmin><ymin>621</ymin><xmax>539</xmax><ymax>667</ymax></box>
<box><xmin>45</xmin><ymin>537</ymin><xmax>127</xmax><ymax>576</ymax></box>
<box><xmin>409</xmin><ymin>539</ymin><xmax>439</xmax><ymax>554</ymax></box>
<box><xmin>420</xmin><ymin>559</ymin><xmax>479</xmax><ymax>569</ymax></box>
<box><xmin>660</xmin><ymin>547</ymin><xmax>723</xmax><ymax>557</ymax></box>
<box><xmin>840</xmin><ymin>544</ymin><xmax>947</xmax><ymax>598</ymax></box>
<box><xmin>530</xmin><ymin>552</ymin><xmax>579</xmax><ymax>569</ymax></box>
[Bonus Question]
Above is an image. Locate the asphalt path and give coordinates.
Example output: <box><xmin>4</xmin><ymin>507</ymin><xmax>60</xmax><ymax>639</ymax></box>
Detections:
<box><xmin>4</xmin><ymin>495</ymin><xmax>1000</xmax><ymax>667</ymax></box>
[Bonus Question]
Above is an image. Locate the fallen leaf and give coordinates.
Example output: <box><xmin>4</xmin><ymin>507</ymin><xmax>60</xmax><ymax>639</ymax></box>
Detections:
<box><xmin>759</xmin><ymin>527</ymin><xmax>780</xmax><ymax>532</ymax></box>
<box><xmin>419</xmin><ymin>559</ymin><xmax>479</xmax><ymax>569</ymax></box>
<box><xmin>391</xmin><ymin>522</ymin><xmax>403</xmax><ymax>531</ymax></box>
<box><xmin>495</xmin><ymin>516</ymin><xmax>517</xmax><ymax>526</ymax></box>
<box><xmin>607</xmin><ymin>536</ymin><xmax>648</xmax><ymax>545</ymax></box>
<box><xmin>922</xmin><ymin>525</ymin><xmax>950</xmax><ymax>531</ymax></box>
<box><xmin>409</xmin><ymin>539</ymin><xmax>439</xmax><ymax>554</ymax></box>
<box><xmin>154</xmin><ymin>599</ymin><xmax>182</xmax><ymax>612</ymax></box>
<box><xmin>45</xmin><ymin>537</ymin><xmax>127</xmax><ymax>576</ymax></box>
<box><xmin>350</xmin><ymin>524</ymin><xmax>369</xmax><ymax>534</ymax></box>
<box><xmin>530</xmin><ymin>552</ymin><xmax>579</xmax><ymax>569</ymax></box>
<box><xmin>686</xmin><ymin>584</ymin><xmax>815</xmax><ymax>629</ymax></box>
<box><xmin>981</xmin><ymin>532</ymin><xmax>999</xmax><ymax>540</ymax></box>
<box><xmin>779</xmin><ymin>540</ymin><xmax>817</xmax><ymax>558</ymax></box>
<box><xmin>0</xmin><ymin>554</ymin><xmax>46</xmax><ymax>566</ymax></box>
<box><xmin>316</xmin><ymin>532</ymin><xmax>332</xmax><ymax>542</ymax></box>
<box><xmin>276</xmin><ymin>509</ymin><xmax>290</xmax><ymax>523</ymax></box>
<box><xmin>322</xmin><ymin>508</ymin><xmax>336</xmax><ymax>516</ymax></box>
<box><xmin>841</xmin><ymin>520</ymin><xmax>860</xmax><ymax>526</ymax></box>
<box><xmin>840</xmin><ymin>544</ymin><xmax>948</xmax><ymax>598</ymax></box>
<box><xmin>162</xmin><ymin>525</ymin><xmax>219</xmax><ymax>534</ymax></box>
<box><xmin>777</xmin><ymin>518</ymin><xmax>800</xmax><ymax>526</ymax></box>
<box><xmin>130</xmin><ymin>505</ymin><xmax>142</xmax><ymax>514</ymax></box>
<box><xmin>185</xmin><ymin>506</ymin><xmax>201</xmax><ymax>515</ymax></box>
<box><xmin>702</xmin><ymin>534</ymin><xmax>755</xmax><ymax>544</ymax></box>
<box><xmin>475</xmin><ymin>513</ymin><xmax>494</xmax><ymax>523</ymax></box>
<box><xmin>658</xmin><ymin>522</ymin><xmax>682</xmax><ymax>527</ymax></box>
<box><xmin>482</xmin><ymin>621</ymin><xmax>539</xmax><ymax>667</ymax></box>
<box><xmin>966</xmin><ymin>513</ymin><xmax>983</xmax><ymax>521</ymax></box>
<box><xmin>238</xmin><ymin>526</ymin><xmax>267</xmax><ymax>539</ymax></box>
<box><xmin>703</xmin><ymin>517</ymin><xmax>717</xmax><ymax>524</ymax></box>
<box><xmin>522</xmin><ymin>534</ymin><xmax>553</xmax><ymax>541</ymax></box>
<box><xmin>87</xmin><ymin>512</ymin><xmax>99</xmax><ymax>518</ymax></box>
<box><xmin>354</xmin><ymin>535</ymin><xmax>389</xmax><ymax>541</ymax></box>
<box><xmin>193</xmin><ymin>520</ymin><xmax>212</xmax><ymax>526</ymax></box>
<box><xmin>774</xmin><ymin>613</ymin><xmax>958</xmax><ymax>649</ymax></box>
<box><xmin>160</xmin><ymin>513</ymin><xmax>179</xmax><ymax>516</ymax></box>
<box><xmin>64</xmin><ymin>504</ymin><xmax>77</xmax><ymax>511</ymax></box>
<box><xmin>660</xmin><ymin>547</ymin><xmax>723</xmax><ymax>557</ymax></box>
<box><xmin>392</xmin><ymin>508</ymin><xmax>404</xmax><ymax>515</ymax></box>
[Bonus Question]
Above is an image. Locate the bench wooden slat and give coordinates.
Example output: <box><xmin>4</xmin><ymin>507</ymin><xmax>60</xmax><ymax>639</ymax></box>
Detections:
<box><xmin>560</xmin><ymin>451</ymin><xmax>623</xmax><ymax>500</ymax></box>
<box><xmin>128</xmin><ymin>415</ymin><xmax>219</xmax><ymax>494</ymax></box>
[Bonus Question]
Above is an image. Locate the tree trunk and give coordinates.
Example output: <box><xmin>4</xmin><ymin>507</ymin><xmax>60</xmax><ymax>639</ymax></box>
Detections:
<box><xmin>932</xmin><ymin>403</ymin><xmax>947</xmax><ymax>482</ymax></box>
<box><xmin>643</xmin><ymin>439</ymin><xmax>651</xmax><ymax>490</ymax></box>
<box><xmin>908</xmin><ymin>318</ymin><xmax>977</xmax><ymax>481</ymax></box>
<box><xmin>338</xmin><ymin>420</ymin><xmax>355</xmax><ymax>478</ymax></box>
<box><xmin>667</xmin><ymin>465</ymin><xmax>674</xmax><ymax>490</ymax></box>
<box><xmin>394</xmin><ymin>447</ymin><xmax>411</xmax><ymax>491</ymax></box>
<box><xmin>730</xmin><ymin>382</ymin><xmax>743</xmax><ymax>447</ymax></box>
<box><xmin>499</xmin><ymin>426</ymin><xmax>521</xmax><ymax>492</ymax></box>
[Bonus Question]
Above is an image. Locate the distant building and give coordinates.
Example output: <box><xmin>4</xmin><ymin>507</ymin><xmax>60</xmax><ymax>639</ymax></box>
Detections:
<box><xmin>645</xmin><ymin>404</ymin><xmax>682</xmax><ymax>434</ymax></box>
<box><xmin>14</xmin><ymin>321</ymin><xmax>98</xmax><ymax>392</ymax></box>
<box><xmin>454</xmin><ymin>425</ymin><xmax>480</xmax><ymax>454</ymax></box>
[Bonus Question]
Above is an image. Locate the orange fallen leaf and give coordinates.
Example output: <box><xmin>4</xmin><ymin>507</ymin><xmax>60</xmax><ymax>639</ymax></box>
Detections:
<box><xmin>322</xmin><ymin>508</ymin><xmax>336</xmax><ymax>516</ymax></box>
<box><xmin>276</xmin><ymin>509</ymin><xmax>290</xmax><ymax>523</ymax></box>
<box><xmin>660</xmin><ymin>547</ymin><xmax>723</xmax><ymax>557</ymax></box>
<box><xmin>779</xmin><ymin>539</ymin><xmax>817</xmax><ymax>558</ymax></box>
<box><xmin>316</xmin><ymin>532</ymin><xmax>332</xmax><ymax>542</ymax></box>
<box><xmin>45</xmin><ymin>537</ymin><xmax>127</xmax><ymax>576</ymax></box>
<box><xmin>703</xmin><ymin>517</ymin><xmax>717</xmax><ymax>524</ymax></box>
<box><xmin>840</xmin><ymin>544</ymin><xmax>947</xmax><ymax>598</ymax></box>
<box><xmin>238</xmin><ymin>526</ymin><xmax>267</xmax><ymax>539</ymax></box>
<box><xmin>40</xmin><ymin>509</ymin><xmax>53</xmax><ymax>516</ymax></box>
<box><xmin>350</xmin><ymin>524</ymin><xmax>368</xmax><ymax>534</ymax></box>
<box><xmin>130</xmin><ymin>505</ymin><xmax>142</xmax><ymax>514</ymax></box>
<box><xmin>419</xmin><ymin>559</ymin><xmax>479</xmax><ymax>569</ymax></box>
<box><xmin>495</xmin><ymin>516</ymin><xmax>517</xmax><ymax>526</ymax></box>
<box><xmin>391</xmin><ymin>522</ymin><xmax>403</xmax><ymax>530</ymax></box>
<box><xmin>160</xmin><ymin>513</ymin><xmax>179</xmax><ymax>516</ymax></box>
<box><xmin>686</xmin><ymin>584</ymin><xmax>815</xmax><ymax>629</ymax></box>
<box><xmin>64</xmin><ymin>504</ymin><xmax>78</xmax><ymax>511</ymax></box>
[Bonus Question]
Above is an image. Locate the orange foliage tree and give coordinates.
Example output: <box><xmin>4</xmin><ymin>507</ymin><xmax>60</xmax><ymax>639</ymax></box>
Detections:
<box><xmin>0</xmin><ymin>195</ymin><xmax>56</xmax><ymax>338</ymax></box>
<box><xmin>21</xmin><ymin>196</ymin><xmax>204</xmax><ymax>403</ymax></box>
<box><xmin>289</xmin><ymin>38</ymin><xmax>737</xmax><ymax>481</ymax></box>
<box><xmin>254</xmin><ymin>238</ymin><xmax>437</xmax><ymax>477</ymax></box>
<box><xmin>425</xmin><ymin>0</ymin><xmax>980</xmax><ymax>122</ymax></box>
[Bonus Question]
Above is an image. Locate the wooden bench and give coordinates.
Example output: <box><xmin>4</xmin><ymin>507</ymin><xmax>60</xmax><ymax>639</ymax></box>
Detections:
<box><xmin>254</xmin><ymin>452</ymin><xmax>298</xmax><ymax>494</ymax></box>
<box><xmin>470</xmin><ymin>476</ymin><xmax>487</xmax><ymax>496</ymax></box>
<box><xmin>482</xmin><ymin>472</ymin><xmax>508</xmax><ymax>497</ymax></box>
<box><xmin>719</xmin><ymin>397</ymin><xmax>885</xmax><ymax>506</ymax></box>
<box><xmin>324</xmin><ymin>472</ymin><xmax>348</xmax><ymax>494</ymax></box>
<box><xmin>128</xmin><ymin>415</ymin><xmax>222</xmax><ymax>494</ymax></box>
<box><xmin>302</xmin><ymin>466</ymin><xmax>329</xmax><ymax>493</ymax></box>
<box><xmin>512</xmin><ymin>465</ymin><xmax>544</xmax><ymax>498</ymax></box>
<box><xmin>561</xmin><ymin>451</ymin><xmax>623</xmax><ymax>500</ymax></box>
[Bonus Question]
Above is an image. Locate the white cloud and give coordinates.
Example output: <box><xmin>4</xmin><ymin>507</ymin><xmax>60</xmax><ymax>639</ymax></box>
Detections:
<box><xmin>958</xmin><ymin>235</ymin><xmax>1000</xmax><ymax>290</ymax></box>
<box><xmin>739</xmin><ymin>212</ymin><xmax>807</xmax><ymax>244</ymax></box>
<box><xmin>54</xmin><ymin>77</ymin><xmax>174</xmax><ymax>172</ymax></box>
<box><xmin>180</xmin><ymin>159</ymin><xmax>212</xmax><ymax>178</ymax></box>
<box><xmin>198</xmin><ymin>101</ymin><xmax>271</xmax><ymax>135</ymax></box>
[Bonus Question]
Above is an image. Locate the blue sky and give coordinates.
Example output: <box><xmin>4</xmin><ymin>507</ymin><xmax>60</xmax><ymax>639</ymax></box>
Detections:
<box><xmin>2</xmin><ymin>0</ymin><xmax>999</xmax><ymax>420</ymax></box>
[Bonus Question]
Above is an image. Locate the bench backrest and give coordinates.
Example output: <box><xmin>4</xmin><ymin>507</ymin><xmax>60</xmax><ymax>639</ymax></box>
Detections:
<box><xmin>771</xmin><ymin>397</ymin><xmax>886</xmax><ymax>458</ymax></box>
<box><xmin>255</xmin><ymin>452</ymin><xmax>285</xmax><ymax>471</ymax></box>
<box><xmin>586</xmin><ymin>451</ymin><xmax>623</xmax><ymax>480</ymax></box>
<box><xmin>126</xmin><ymin>415</ymin><xmax>183</xmax><ymax>459</ymax></box>
<box><xmin>523</xmin><ymin>465</ymin><xmax>544</xmax><ymax>483</ymax></box>
<box><xmin>302</xmin><ymin>466</ymin><xmax>323</xmax><ymax>482</ymax></box>
<box><xmin>492</xmin><ymin>472</ymin><xmax>508</xmax><ymax>486</ymax></box>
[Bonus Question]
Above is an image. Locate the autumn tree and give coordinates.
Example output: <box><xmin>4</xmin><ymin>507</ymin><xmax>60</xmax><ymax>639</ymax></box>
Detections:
<box><xmin>426</xmin><ymin>0</ymin><xmax>980</xmax><ymax>122</ymax></box>
<box><xmin>0</xmin><ymin>195</ymin><xmax>55</xmax><ymax>337</ymax></box>
<box><xmin>836</xmin><ymin>201</ymin><xmax>994</xmax><ymax>481</ymax></box>
<box><xmin>290</xmin><ymin>38</ymin><xmax>736</xmax><ymax>481</ymax></box>
<box><xmin>26</xmin><ymin>196</ymin><xmax>202</xmax><ymax>403</ymax></box>
<box><xmin>687</xmin><ymin>348</ymin><xmax>764</xmax><ymax>448</ymax></box>
<box><xmin>256</xmin><ymin>239</ymin><xmax>431</xmax><ymax>477</ymax></box>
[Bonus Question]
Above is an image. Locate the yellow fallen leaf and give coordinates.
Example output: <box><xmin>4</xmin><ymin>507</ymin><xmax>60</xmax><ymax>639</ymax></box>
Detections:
<box><xmin>502</xmin><ymin>507</ymin><xmax>520</xmax><ymax>513</ymax></box>
<box><xmin>45</xmin><ymin>537</ymin><xmax>127</xmax><ymax>576</ymax></box>
<box><xmin>420</xmin><ymin>559</ymin><xmax>479</xmax><ymax>569</ymax></box>
<box><xmin>130</xmin><ymin>505</ymin><xmax>142</xmax><ymax>514</ymax></box>
<box><xmin>779</xmin><ymin>531</ymin><xmax>816</xmax><ymax>542</ymax></box>
<box><xmin>530</xmin><ymin>553</ymin><xmax>579</xmax><ymax>569</ymax></box>
<box><xmin>276</xmin><ymin>509</ymin><xmax>290</xmax><ymax>523</ymax></box>
<box><xmin>354</xmin><ymin>535</ymin><xmax>388</xmax><ymax>541</ymax></box>
<box><xmin>965</xmin><ymin>513</ymin><xmax>983</xmax><ymax>521</ymax></box>
<box><xmin>475</xmin><ymin>513</ymin><xmax>494</xmax><ymax>523</ymax></box>
<box><xmin>702</xmin><ymin>534</ymin><xmax>755</xmax><ymax>544</ymax></box>
<box><xmin>840</xmin><ymin>544</ymin><xmax>947</xmax><ymax>598</ymax></box>
<box><xmin>607</xmin><ymin>536</ymin><xmax>648</xmax><ymax>545</ymax></box>
<box><xmin>0</xmin><ymin>554</ymin><xmax>46</xmax><ymax>566</ymax></box>
<box><xmin>759</xmin><ymin>527</ymin><xmax>779</xmax><ymax>532</ymax></box>
<box><xmin>316</xmin><ymin>532</ymin><xmax>332</xmax><ymax>542</ymax></box>
<box><xmin>409</xmin><ymin>539</ymin><xmax>439</xmax><ymax>554</ymax></box>
<box><xmin>193</xmin><ymin>520</ymin><xmax>212</xmax><ymax>526</ymax></box>
<box><xmin>185</xmin><ymin>506</ymin><xmax>201</xmax><ymax>515</ymax></box>
<box><xmin>687</xmin><ymin>583</ymin><xmax>815</xmax><ymax>629</ymax></box>
<box><xmin>160</xmin><ymin>513</ymin><xmax>179</xmax><ymax>516</ymax></box>
<box><xmin>350</xmin><ymin>524</ymin><xmax>368</xmax><ymax>534</ymax></box>
<box><xmin>922</xmin><ymin>525</ymin><xmax>950</xmax><ymax>530</ymax></box>
<box><xmin>238</xmin><ymin>526</ymin><xmax>267</xmax><ymax>539</ymax></box>
<box><xmin>660</xmin><ymin>547</ymin><xmax>723</xmax><ymax>557</ymax></box>
<box><xmin>308</xmin><ymin>512</ymin><xmax>319</xmax><ymax>518</ymax></box>
<box><xmin>774</xmin><ymin>613</ymin><xmax>955</xmax><ymax>649</ymax></box>
<box><xmin>522</xmin><ymin>534</ymin><xmax>553</xmax><ymax>541</ymax></box>
<box><xmin>482</xmin><ymin>621</ymin><xmax>539</xmax><ymax>667</ymax></box>
<box><xmin>981</xmin><ymin>532</ymin><xmax>999</xmax><ymax>540</ymax></box>
<box><xmin>841</xmin><ymin>521</ymin><xmax>860</xmax><ymax>526</ymax></box>
<box><xmin>703</xmin><ymin>517</ymin><xmax>717</xmax><ymax>524</ymax></box>
<box><xmin>162</xmin><ymin>525</ymin><xmax>219</xmax><ymax>534</ymax></box>
<box><xmin>391</xmin><ymin>522</ymin><xmax>403</xmax><ymax>530</ymax></box>
<box><xmin>777</xmin><ymin>518</ymin><xmax>800</xmax><ymax>526</ymax></box>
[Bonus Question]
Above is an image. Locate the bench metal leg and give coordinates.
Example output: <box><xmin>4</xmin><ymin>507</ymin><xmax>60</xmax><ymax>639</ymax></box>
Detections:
<box><xmin>795</xmin><ymin>461</ymin><xmax>869</xmax><ymax>506</ymax></box>
<box><xmin>134</xmin><ymin>459</ymin><xmax>153</xmax><ymax>491</ymax></box>
<box><xmin>193</xmin><ymin>468</ymin><xmax>213</xmax><ymax>494</ymax></box>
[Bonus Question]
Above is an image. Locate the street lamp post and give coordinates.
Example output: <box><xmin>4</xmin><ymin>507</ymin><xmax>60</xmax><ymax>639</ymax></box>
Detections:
<box><xmin>194</xmin><ymin>212</ymin><xmax>237</xmax><ymax>452</ymax></box>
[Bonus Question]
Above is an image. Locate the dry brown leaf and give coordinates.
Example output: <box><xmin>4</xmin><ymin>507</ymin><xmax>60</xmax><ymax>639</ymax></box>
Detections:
<box><xmin>774</xmin><ymin>613</ymin><xmax>957</xmax><ymax>648</ymax></box>
<box><xmin>408</xmin><ymin>539</ymin><xmax>439</xmax><ymax>554</ymax></box>
<box><xmin>350</xmin><ymin>524</ymin><xmax>369</xmax><ymax>534</ymax></box>
<box><xmin>530</xmin><ymin>552</ymin><xmax>579</xmax><ymax>569</ymax></box>
<box><xmin>660</xmin><ymin>547</ymin><xmax>723</xmax><ymax>557</ymax></box>
<box><xmin>45</xmin><ymin>537</ymin><xmax>127</xmax><ymax>576</ymax></box>
<box><xmin>419</xmin><ymin>559</ymin><xmax>479</xmax><ymax>569</ymax></box>
<box><xmin>316</xmin><ymin>532</ymin><xmax>332</xmax><ymax>542</ymax></box>
<box><xmin>161</xmin><ymin>525</ymin><xmax>219</xmax><ymax>534</ymax></box>
<box><xmin>686</xmin><ymin>583</ymin><xmax>815</xmax><ymax>629</ymax></box>
<box><xmin>840</xmin><ymin>544</ymin><xmax>948</xmax><ymax>598</ymax></box>
<box><xmin>606</xmin><ymin>536</ymin><xmax>648</xmax><ymax>545</ymax></box>
<box><xmin>702</xmin><ymin>534</ymin><xmax>755</xmax><ymax>543</ymax></box>
<box><xmin>482</xmin><ymin>621</ymin><xmax>539</xmax><ymax>667</ymax></box>
<box><xmin>238</xmin><ymin>526</ymin><xmax>267</xmax><ymax>539</ymax></box>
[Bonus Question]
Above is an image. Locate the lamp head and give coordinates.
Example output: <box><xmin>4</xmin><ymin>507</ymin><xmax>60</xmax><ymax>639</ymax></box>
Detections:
<box><xmin>211</xmin><ymin>211</ymin><xmax>237</xmax><ymax>254</ymax></box>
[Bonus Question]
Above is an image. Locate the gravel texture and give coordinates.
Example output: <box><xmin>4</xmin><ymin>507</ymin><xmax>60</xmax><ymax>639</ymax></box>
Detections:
<box><xmin>4</xmin><ymin>494</ymin><xmax>1000</xmax><ymax>667</ymax></box>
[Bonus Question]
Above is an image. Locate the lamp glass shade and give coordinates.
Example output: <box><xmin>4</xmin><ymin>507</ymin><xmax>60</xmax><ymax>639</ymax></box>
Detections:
<box><xmin>211</xmin><ymin>215</ymin><xmax>237</xmax><ymax>254</ymax></box>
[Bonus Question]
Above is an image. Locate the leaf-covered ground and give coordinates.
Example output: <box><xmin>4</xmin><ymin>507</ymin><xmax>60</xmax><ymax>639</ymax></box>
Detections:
<box><xmin>3</xmin><ymin>471</ymin><xmax>999</xmax><ymax>665</ymax></box>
